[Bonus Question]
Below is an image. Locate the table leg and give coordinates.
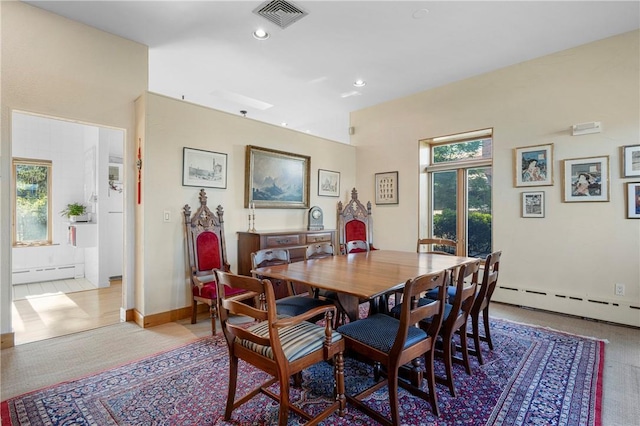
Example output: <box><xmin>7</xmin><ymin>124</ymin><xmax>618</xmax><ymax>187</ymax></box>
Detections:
<box><xmin>336</xmin><ymin>293</ymin><xmax>359</xmax><ymax>322</ymax></box>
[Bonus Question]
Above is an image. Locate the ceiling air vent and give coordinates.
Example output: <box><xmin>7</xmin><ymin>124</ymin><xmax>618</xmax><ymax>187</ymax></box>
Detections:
<box><xmin>253</xmin><ymin>0</ymin><xmax>308</xmax><ymax>29</ymax></box>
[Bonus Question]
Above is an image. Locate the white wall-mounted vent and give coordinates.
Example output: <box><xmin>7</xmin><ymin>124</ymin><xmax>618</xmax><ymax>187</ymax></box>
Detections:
<box><xmin>253</xmin><ymin>0</ymin><xmax>308</xmax><ymax>29</ymax></box>
<box><xmin>572</xmin><ymin>121</ymin><xmax>602</xmax><ymax>136</ymax></box>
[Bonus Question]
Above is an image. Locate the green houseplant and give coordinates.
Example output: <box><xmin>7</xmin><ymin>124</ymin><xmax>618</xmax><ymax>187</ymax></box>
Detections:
<box><xmin>60</xmin><ymin>203</ymin><xmax>88</xmax><ymax>222</ymax></box>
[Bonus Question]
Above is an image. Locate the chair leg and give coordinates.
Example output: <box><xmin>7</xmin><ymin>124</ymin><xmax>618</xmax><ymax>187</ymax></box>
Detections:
<box><xmin>334</xmin><ymin>352</ymin><xmax>346</xmax><ymax>415</ymax></box>
<box><xmin>458</xmin><ymin>324</ymin><xmax>472</xmax><ymax>375</ymax></box>
<box><xmin>471</xmin><ymin>313</ymin><xmax>484</xmax><ymax>365</ymax></box>
<box><xmin>277</xmin><ymin>370</ymin><xmax>290</xmax><ymax>426</ymax></box>
<box><xmin>423</xmin><ymin>350</ymin><xmax>440</xmax><ymax>417</ymax></box>
<box><xmin>225</xmin><ymin>355</ymin><xmax>239</xmax><ymax>420</ymax></box>
<box><xmin>210</xmin><ymin>304</ymin><xmax>217</xmax><ymax>335</ymax></box>
<box><xmin>387</xmin><ymin>366</ymin><xmax>401</xmax><ymax>426</ymax></box>
<box><xmin>191</xmin><ymin>299</ymin><xmax>198</xmax><ymax>324</ymax></box>
<box><xmin>442</xmin><ymin>332</ymin><xmax>456</xmax><ymax>397</ymax></box>
<box><xmin>482</xmin><ymin>307</ymin><xmax>493</xmax><ymax>350</ymax></box>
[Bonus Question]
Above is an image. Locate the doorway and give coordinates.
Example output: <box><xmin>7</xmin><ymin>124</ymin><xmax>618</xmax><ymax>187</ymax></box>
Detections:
<box><xmin>10</xmin><ymin>111</ymin><xmax>125</xmax><ymax>344</ymax></box>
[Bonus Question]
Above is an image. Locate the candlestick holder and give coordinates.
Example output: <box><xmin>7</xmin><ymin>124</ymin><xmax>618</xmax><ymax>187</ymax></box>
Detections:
<box><xmin>247</xmin><ymin>214</ymin><xmax>253</xmax><ymax>232</ymax></box>
<box><xmin>250</xmin><ymin>213</ymin><xmax>256</xmax><ymax>232</ymax></box>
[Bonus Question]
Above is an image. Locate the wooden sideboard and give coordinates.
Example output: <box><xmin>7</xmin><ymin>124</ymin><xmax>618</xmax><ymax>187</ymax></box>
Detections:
<box><xmin>237</xmin><ymin>229</ymin><xmax>336</xmax><ymax>277</ymax></box>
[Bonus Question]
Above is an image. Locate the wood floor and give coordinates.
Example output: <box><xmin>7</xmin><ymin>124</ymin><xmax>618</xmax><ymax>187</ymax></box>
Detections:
<box><xmin>11</xmin><ymin>280</ymin><xmax>122</xmax><ymax>345</ymax></box>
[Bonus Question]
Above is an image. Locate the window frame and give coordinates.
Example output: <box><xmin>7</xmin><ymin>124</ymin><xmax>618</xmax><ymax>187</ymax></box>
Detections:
<box><xmin>13</xmin><ymin>157</ymin><xmax>53</xmax><ymax>247</ymax></box>
<box><xmin>420</xmin><ymin>129</ymin><xmax>493</xmax><ymax>258</ymax></box>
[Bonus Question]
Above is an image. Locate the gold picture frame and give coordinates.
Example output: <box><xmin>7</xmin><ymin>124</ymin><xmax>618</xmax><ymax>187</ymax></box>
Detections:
<box><xmin>245</xmin><ymin>145</ymin><xmax>310</xmax><ymax>209</ymax></box>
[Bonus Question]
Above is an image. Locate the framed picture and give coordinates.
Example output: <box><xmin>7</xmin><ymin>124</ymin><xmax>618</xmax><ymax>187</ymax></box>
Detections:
<box><xmin>318</xmin><ymin>169</ymin><xmax>340</xmax><ymax>197</ymax></box>
<box><xmin>245</xmin><ymin>145</ymin><xmax>310</xmax><ymax>208</ymax></box>
<box><xmin>522</xmin><ymin>191</ymin><xmax>545</xmax><ymax>218</ymax></box>
<box><xmin>108</xmin><ymin>163</ymin><xmax>123</xmax><ymax>183</ymax></box>
<box><xmin>622</xmin><ymin>145</ymin><xmax>640</xmax><ymax>177</ymax></box>
<box><xmin>562</xmin><ymin>156</ymin><xmax>610</xmax><ymax>202</ymax></box>
<box><xmin>375</xmin><ymin>171</ymin><xmax>398</xmax><ymax>205</ymax></box>
<box><xmin>626</xmin><ymin>182</ymin><xmax>640</xmax><ymax>218</ymax></box>
<box><xmin>182</xmin><ymin>147</ymin><xmax>227</xmax><ymax>189</ymax></box>
<box><xmin>513</xmin><ymin>143</ymin><xmax>553</xmax><ymax>187</ymax></box>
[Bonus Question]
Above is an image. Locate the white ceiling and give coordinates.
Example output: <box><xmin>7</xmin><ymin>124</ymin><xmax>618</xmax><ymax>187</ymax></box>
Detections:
<box><xmin>24</xmin><ymin>1</ymin><xmax>640</xmax><ymax>144</ymax></box>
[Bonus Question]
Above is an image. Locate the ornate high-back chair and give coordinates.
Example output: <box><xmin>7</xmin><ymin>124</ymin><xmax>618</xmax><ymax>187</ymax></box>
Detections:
<box><xmin>337</xmin><ymin>188</ymin><xmax>374</xmax><ymax>255</ymax></box>
<box><xmin>183</xmin><ymin>189</ymin><xmax>244</xmax><ymax>334</ymax></box>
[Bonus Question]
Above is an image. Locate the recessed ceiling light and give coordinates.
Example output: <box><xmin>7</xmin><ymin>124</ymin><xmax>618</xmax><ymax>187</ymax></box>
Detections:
<box><xmin>253</xmin><ymin>29</ymin><xmax>270</xmax><ymax>40</ymax></box>
<box><xmin>353</xmin><ymin>79</ymin><xmax>366</xmax><ymax>87</ymax></box>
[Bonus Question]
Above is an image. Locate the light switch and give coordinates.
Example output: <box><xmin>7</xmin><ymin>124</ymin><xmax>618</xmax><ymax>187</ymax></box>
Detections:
<box><xmin>163</xmin><ymin>210</ymin><xmax>171</xmax><ymax>222</ymax></box>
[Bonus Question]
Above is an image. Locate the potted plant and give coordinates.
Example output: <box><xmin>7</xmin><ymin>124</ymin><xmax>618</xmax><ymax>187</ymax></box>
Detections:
<box><xmin>60</xmin><ymin>202</ymin><xmax>89</xmax><ymax>222</ymax></box>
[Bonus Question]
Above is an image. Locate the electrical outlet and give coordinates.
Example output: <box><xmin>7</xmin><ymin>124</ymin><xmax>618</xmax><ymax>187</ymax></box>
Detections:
<box><xmin>615</xmin><ymin>283</ymin><xmax>625</xmax><ymax>296</ymax></box>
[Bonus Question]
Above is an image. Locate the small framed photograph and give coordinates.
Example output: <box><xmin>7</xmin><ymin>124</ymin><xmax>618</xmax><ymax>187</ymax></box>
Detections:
<box><xmin>626</xmin><ymin>182</ymin><xmax>640</xmax><ymax>218</ymax></box>
<box><xmin>318</xmin><ymin>169</ymin><xmax>340</xmax><ymax>197</ymax></box>
<box><xmin>182</xmin><ymin>147</ymin><xmax>228</xmax><ymax>189</ymax></box>
<box><xmin>522</xmin><ymin>191</ymin><xmax>545</xmax><ymax>218</ymax></box>
<box><xmin>513</xmin><ymin>143</ymin><xmax>553</xmax><ymax>187</ymax></box>
<box><xmin>245</xmin><ymin>145</ymin><xmax>310</xmax><ymax>209</ymax></box>
<box><xmin>562</xmin><ymin>156</ymin><xmax>609</xmax><ymax>202</ymax></box>
<box><xmin>375</xmin><ymin>171</ymin><xmax>398</xmax><ymax>205</ymax></box>
<box><xmin>622</xmin><ymin>145</ymin><xmax>640</xmax><ymax>177</ymax></box>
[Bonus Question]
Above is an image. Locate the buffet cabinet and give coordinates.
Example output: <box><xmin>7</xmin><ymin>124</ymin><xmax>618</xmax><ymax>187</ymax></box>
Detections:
<box><xmin>237</xmin><ymin>229</ymin><xmax>335</xmax><ymax>275</ymax></box>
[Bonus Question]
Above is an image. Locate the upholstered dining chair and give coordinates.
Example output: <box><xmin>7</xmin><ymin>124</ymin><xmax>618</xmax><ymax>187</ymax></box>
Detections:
<box><xmin>214</xmin><ymin>270</ymin><xmax>346</xmax><ymax>426</ymax></box>
<box><xmin>337</xmin><ymin>188</ymin><xmax>374</xmax><ymax>254</ymax></box>
<box><xmin>337</xmin><ymin>269</ymin><xmax>449</xmax><ymax>425</ymax></box>
<box><xmin>390</xmin><ymin>260</ymin><xmax>479</xmax><ymax>396</ymax></box>
<box><xmin>183</xmin><ymin>189</ymin><xmax>245</xmax><ymax>334</ymax></box>
<box><xmin>251</xmin><ymin>248</ymin><xmax>334</xmax><ymax>321</ymax></box>
<box><xmin>467</xmin><ymin>250</ymin><xmax>502</xmax><ymax>365</ymax></box>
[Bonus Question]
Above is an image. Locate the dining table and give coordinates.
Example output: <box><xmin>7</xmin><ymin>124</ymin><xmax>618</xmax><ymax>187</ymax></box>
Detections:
<box><xmin>252</xmin><ymin>249</ymin><xmax>477</xmax><ymax>322</ymax></box>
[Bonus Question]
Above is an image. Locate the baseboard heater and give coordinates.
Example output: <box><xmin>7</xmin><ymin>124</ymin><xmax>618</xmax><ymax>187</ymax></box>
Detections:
<box><xmin>12</xmin><ymin>264</ymin><xmax>83</xmax><ymax>285</ymax></box>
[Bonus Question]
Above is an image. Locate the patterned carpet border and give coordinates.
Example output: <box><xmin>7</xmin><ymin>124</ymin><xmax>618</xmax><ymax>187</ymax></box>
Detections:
<box><xmin>1</xmin><ymin>317</ymin><xmax>605</xmax><ymax>426</ymax></box>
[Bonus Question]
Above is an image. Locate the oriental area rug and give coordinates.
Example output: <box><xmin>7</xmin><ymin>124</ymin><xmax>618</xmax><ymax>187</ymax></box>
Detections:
<box><xmin>1</xmin><ymin>317</ymin><xmax>604</xmax><ymax>426</ymax></box>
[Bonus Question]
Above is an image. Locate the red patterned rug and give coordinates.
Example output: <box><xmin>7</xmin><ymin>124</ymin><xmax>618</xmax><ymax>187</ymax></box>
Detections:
<box><xmin>1</xmin><ymin>317</ymin><xmax>604</xmax><ymax>425</ymax></box>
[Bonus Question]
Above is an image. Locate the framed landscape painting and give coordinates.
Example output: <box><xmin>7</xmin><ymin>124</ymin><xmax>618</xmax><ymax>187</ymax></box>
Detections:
<box><xmin>521</xmin><ymin>191</ymin><xmax>545</xmax><ymax>218</ymax></box>
<box><xmin>245</xmin><ymin>145</ymin><xmax>310</xmax><ymax>209</ymax></box>
<box><xmin>513</xmin><ymin>143</ymin><xmax>553</xmax><ymax>187</ymax></box>
<box><xmin>318</xmin><ymin>169</ymin><xmax>340</xmax><ymax>197</ymax></box>
<box><xmin>562</xmin><ymin>156</ymin><xmax>609</xmax><ymax>202</ymax></box>
<box><xmin>182</xmin><ymin>147</ymin><xmax>227</xmax><ymax>189</ymax></box>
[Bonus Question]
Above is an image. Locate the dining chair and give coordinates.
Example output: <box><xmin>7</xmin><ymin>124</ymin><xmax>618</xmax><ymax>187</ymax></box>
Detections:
<box><xmin>215</xmin><ymin>270</ymin><xmax>346</xmax><ymax>426</ymax></box>
<box><xmin>390</xmin><ymin>260</ymin><xmax>480</xmax><ymax>397</ymax></box>
<box><xmin>416</xmin><ymin>237</ymin><xmax>457</xmax><ymax>255</ymax></box>
<box><xmin>467</xmin><ymin>250</ymin><xmax>502</xmax><ymax>365</ymax></box>
<box><xmin>251</xmin><ymin>248</ymin><xmax>334</xmax><ymax>321</ymax></box>
<box><xmin>182</xmin><ymin>188</ymin><xmax>245</xmax><ymax>334</ymax></box>
<box><xmin>337</xmin><ymin>269</ymin><xmax>449</xmax><ymax>425</ymax></box>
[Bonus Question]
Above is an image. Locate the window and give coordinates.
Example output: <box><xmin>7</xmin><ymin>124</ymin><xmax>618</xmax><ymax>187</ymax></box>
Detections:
<box><xmin>13</xmin><ymin>158</ymin><xmax>52</xmax><ymax>246</ymax></box>
<box><xmin>420</xmin><ymin>129</ymin><xmax>493</xmax><ymax>258</ymax></box>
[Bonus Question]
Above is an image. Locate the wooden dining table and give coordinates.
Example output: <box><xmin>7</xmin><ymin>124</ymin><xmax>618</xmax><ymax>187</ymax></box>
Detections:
<box><xmin>252</xmin><ymin>249</ymin><xmax>476</xmax><ymax>322</ymax></box>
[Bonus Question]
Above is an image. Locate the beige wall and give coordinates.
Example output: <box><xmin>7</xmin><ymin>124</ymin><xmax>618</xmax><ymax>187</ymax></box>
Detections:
<box><xmin>0</xmin><ymin>2</ymin><xmax>148</xmax><ymax>335</ymax></box>
<box><xmin>351</xmin><ymin>30</ymin><xmax>640</xmax><ymax>326</ymax></box>
<box><xmin>138</xmin><ymin>92</ymin><xmax>356</xmax><ymax>315</ymax></box>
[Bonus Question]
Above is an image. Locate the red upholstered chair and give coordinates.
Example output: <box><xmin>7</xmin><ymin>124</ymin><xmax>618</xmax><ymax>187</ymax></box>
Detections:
<box><xmin>183</xmin><ymin>189</ymin><xmax>245</xmax><ymax>334</ymax></box>
<box><xmin>337</xmin><ymin>188</ymin><xmax>374</xmax><ymax>255</ymax></box>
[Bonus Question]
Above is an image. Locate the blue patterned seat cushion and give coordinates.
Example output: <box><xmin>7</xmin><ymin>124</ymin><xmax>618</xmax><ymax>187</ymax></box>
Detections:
<box><xmin>337</xmin><ymin>313</ymin><xmax>428</xmax><ymax>353</ymax></box>
<box><xmin>389</xmin><ymin>299</ymin><xmax>453</xmax><ymax>322</ymax></box>
<box><xmin>275</xmin><ymin>296</ymin><xmax>333</xmax><ymax>317</ymax></box>
<box><xmin>425</xmin><ymin>285</ymin><xmax>457</xmax><ymax>302</ymax></box>
<box><xmin>239</xmin><ymin>320</ymin><xmax>342</xmax><ymax>362</ymax></box>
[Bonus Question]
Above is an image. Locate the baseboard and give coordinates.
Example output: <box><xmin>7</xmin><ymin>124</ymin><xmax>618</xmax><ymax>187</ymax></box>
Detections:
<box><xmin>1</xmin><ymin>332</ymin><xmax>15</xmax><ymax>349</ymax></box>
<box><xmin>132</xmin><ymin>304</ymin><xmax>207</xmax><ymax>329</ymax></box>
